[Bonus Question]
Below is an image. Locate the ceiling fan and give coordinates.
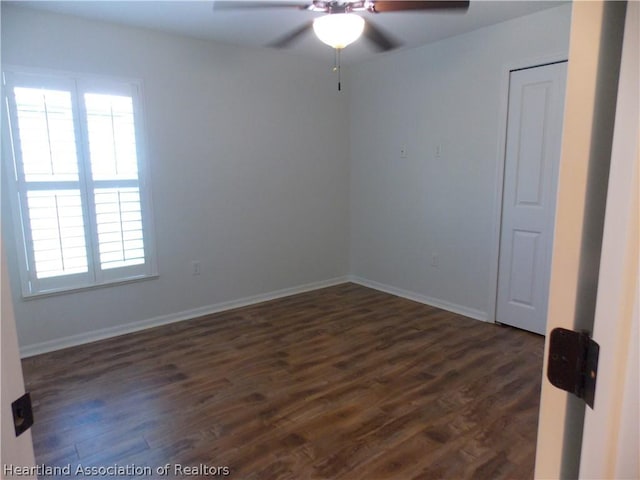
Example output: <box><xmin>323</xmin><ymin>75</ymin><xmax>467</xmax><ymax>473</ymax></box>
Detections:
<box><xmin>212</xmin><ymin>1</ymin><xmax>470</xmax><ymax>52</ymax></box>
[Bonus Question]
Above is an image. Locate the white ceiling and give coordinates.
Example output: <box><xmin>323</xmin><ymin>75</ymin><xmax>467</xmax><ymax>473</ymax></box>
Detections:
<box><xmin>9</xmin><ymin>0</ymin><xmax>567</xmax><ymax>64</ymax></box>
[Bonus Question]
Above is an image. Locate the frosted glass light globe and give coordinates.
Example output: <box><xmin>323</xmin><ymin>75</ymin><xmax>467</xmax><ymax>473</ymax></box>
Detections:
<box><xmin>313</xmin><ymin>13</ymin><xmax>365</xmax><ymax>49</ymax></box>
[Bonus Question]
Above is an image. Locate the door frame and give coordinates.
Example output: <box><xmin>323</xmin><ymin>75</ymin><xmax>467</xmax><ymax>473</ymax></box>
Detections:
<box><xmin>487</xmin><ymin>52</ymin><xmax>568</xmax><ymax>325</ymax></box>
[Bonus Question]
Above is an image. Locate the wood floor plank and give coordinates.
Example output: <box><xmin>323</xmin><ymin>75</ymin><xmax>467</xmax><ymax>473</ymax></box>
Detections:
<box><xmin>23</xmin><ymin>283</ymin><xmax>543</xmax><ymax>479</ymax></box>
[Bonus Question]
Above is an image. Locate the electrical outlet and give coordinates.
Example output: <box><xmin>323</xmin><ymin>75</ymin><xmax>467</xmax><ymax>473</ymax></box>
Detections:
<box><xmin>431</xmin><ymin>253</ymin><xmax>439</xmax><ymax>267</ymax></box>
<box><xmin>435</xmin><ymin>144</ymin><xmax>442</xmax><ymax>158</ymax></box>
<box><xmin>400</xmin><ymin>145</ymin><xmax>408</xmax><ymax>158</ymax></box>
<box><xmin>191</xmin><ymin>261</ymin><xmax>201</xmax><ymax>276</ymax></box>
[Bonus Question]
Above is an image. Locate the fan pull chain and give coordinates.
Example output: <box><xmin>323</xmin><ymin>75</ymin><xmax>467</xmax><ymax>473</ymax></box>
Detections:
<box><xmin>332</xmin><ymin>48</ymin><xmax>342</xmax><ymax>91</ymax></box>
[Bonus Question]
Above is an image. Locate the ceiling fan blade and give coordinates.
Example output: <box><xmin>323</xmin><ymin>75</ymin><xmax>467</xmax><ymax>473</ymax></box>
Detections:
<box><xmin>363</xmin><ymin>20</ymin><xmax>400</xmax><ymax>51</ymax></box>
<box><xmin>371</xmin><ymin>1</ymin><xmax>469</xmax><ymax>13</ymax></box>
<box><xmin>213</xmin><ymin>1</ymin><xmax>311</xmax><ymax>11</ymax></box>
<box><xmin>268</xmin><ymin>21</ymin><xmax>314</xmax><ymax>48</ymax></box>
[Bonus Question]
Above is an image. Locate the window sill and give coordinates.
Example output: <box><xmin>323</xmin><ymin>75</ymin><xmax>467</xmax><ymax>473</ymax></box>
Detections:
<box><xmin>21</xmin><ymin>273</ymin><xmax>159</xmax><ymax>300</ymax></box>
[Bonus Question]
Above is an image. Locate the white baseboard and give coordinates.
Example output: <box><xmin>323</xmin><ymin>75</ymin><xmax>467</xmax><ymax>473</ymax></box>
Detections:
<box><xmin>20</xmin><ymin>276</ymin><xmax>350</xmax><ymax>358</ymax></box>
<box><xmin>347</xmin><ymin>275</ymin><xmax>489</xmax><ymax>322</ymax></box>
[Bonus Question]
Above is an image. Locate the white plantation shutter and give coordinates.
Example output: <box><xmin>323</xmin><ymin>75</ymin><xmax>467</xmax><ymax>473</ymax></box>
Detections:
<box><xmin>84</xmin><ymin>93</ymin><xmax>139</xmax><ymax>181</ymax></box>
<box><xmin>14</xmin><ymin>87</ymin><xmax>79</xmax><ymax>182</ymax></box>
<box><xmin>94</xmin><ymin>187</ymin><xmax>145</xmax><ymax>270</ymax></box>
<box><xmin>83</xmin><ymin>92</ymin><xmax>146</xmax><ymax>273</ymax></box>
<box><xmin>3</xmin><ymin>70</ymin><xmax>156</xmax><ymax>296</ymax></box>
<box><xmin>27</xmin><ymin>190</ymin><xmax>88</xmax><ymax>279</ymax></box>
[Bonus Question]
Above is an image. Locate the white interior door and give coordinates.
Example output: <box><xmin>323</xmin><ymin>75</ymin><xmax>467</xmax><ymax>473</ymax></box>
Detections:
<box><xmin>1</xmin><ymin>47</ymin><xmax>37</xmax><ymax>475</ymax></box>
<box><xmin>496</xmin><ymin>62</ymin><xmax>567</xmax><ymax>335</ymax></box>
<box><xmin>578</xmin><ymin>0</ymin><xmax>638</xmax><ymax>476</ymax></box>
<box><xmin>1</xmin><ymin>241</ymin><xmax>37</xmax><ymax>477</ymax></box>
<box><xmin>535</xmin><ymin>1</ymin><xmax>630</xmax><ymax>478</ymax></box>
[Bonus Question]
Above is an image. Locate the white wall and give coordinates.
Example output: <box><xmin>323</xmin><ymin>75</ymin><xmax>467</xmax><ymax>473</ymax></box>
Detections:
<box><xmin>2</xmin><ymin>4</ymin><xmax>574</xmax><ymax>355</ymax></box>
<box><xmin>1</xmin><ymin>5</ymin><xmax>350</xmax><ymax>355</ymax></box>
<box><xmin>348</xmin><ymin>5</ymin><xmax>572</xmax><ymax>320</ymax></box>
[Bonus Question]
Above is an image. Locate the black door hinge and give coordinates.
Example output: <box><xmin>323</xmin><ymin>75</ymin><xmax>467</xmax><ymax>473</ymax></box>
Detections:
<box><xmin>547</xmin><ymin>328</ymin><xmax>599</xmax><ymax>409</ymax></box>
<box><xmin>11</xmin><ymin>392</ymin><xmax>34</xmax><ymax>437</ymax></box>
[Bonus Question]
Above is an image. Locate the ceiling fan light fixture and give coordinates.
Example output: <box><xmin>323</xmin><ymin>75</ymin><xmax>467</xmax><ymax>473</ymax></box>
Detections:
<box><xmin>312</xmin><ymin>13</ymin><xmax>365</xmax><ymax>49</ymax></box>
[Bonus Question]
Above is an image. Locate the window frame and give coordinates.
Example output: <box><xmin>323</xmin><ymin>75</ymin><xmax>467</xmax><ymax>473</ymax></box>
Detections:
<box><xmin>2</xmin><ymin>67</ymin><xmax>158</xmax><ymax>298</ymax></box>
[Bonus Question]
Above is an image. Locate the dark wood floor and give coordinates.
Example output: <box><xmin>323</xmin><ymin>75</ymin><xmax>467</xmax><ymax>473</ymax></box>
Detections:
<box><xmin>23</xmin><ymin>283</ymin><xmax>544</xmax><ymax>479</ymax></box>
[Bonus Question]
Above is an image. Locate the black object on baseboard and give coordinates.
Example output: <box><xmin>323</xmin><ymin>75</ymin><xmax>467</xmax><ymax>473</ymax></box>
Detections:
<box><xmin>12</xmin><ymin>392</ymin><xmax>34</xmax><ymax>437</ymax></box>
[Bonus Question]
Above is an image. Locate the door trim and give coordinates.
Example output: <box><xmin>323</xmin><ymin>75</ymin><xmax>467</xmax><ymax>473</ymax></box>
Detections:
<box><xmin>487</xmin><ymin>53</ymin><xmax>569</xmax><ymax>325</ymax></box>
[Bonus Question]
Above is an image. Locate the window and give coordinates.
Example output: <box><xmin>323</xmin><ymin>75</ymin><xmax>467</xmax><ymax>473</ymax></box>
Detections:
<box><xmin>3</xmin><ymin>70</ymin><xmax>157</xmax><ymax>296</ymax></box>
